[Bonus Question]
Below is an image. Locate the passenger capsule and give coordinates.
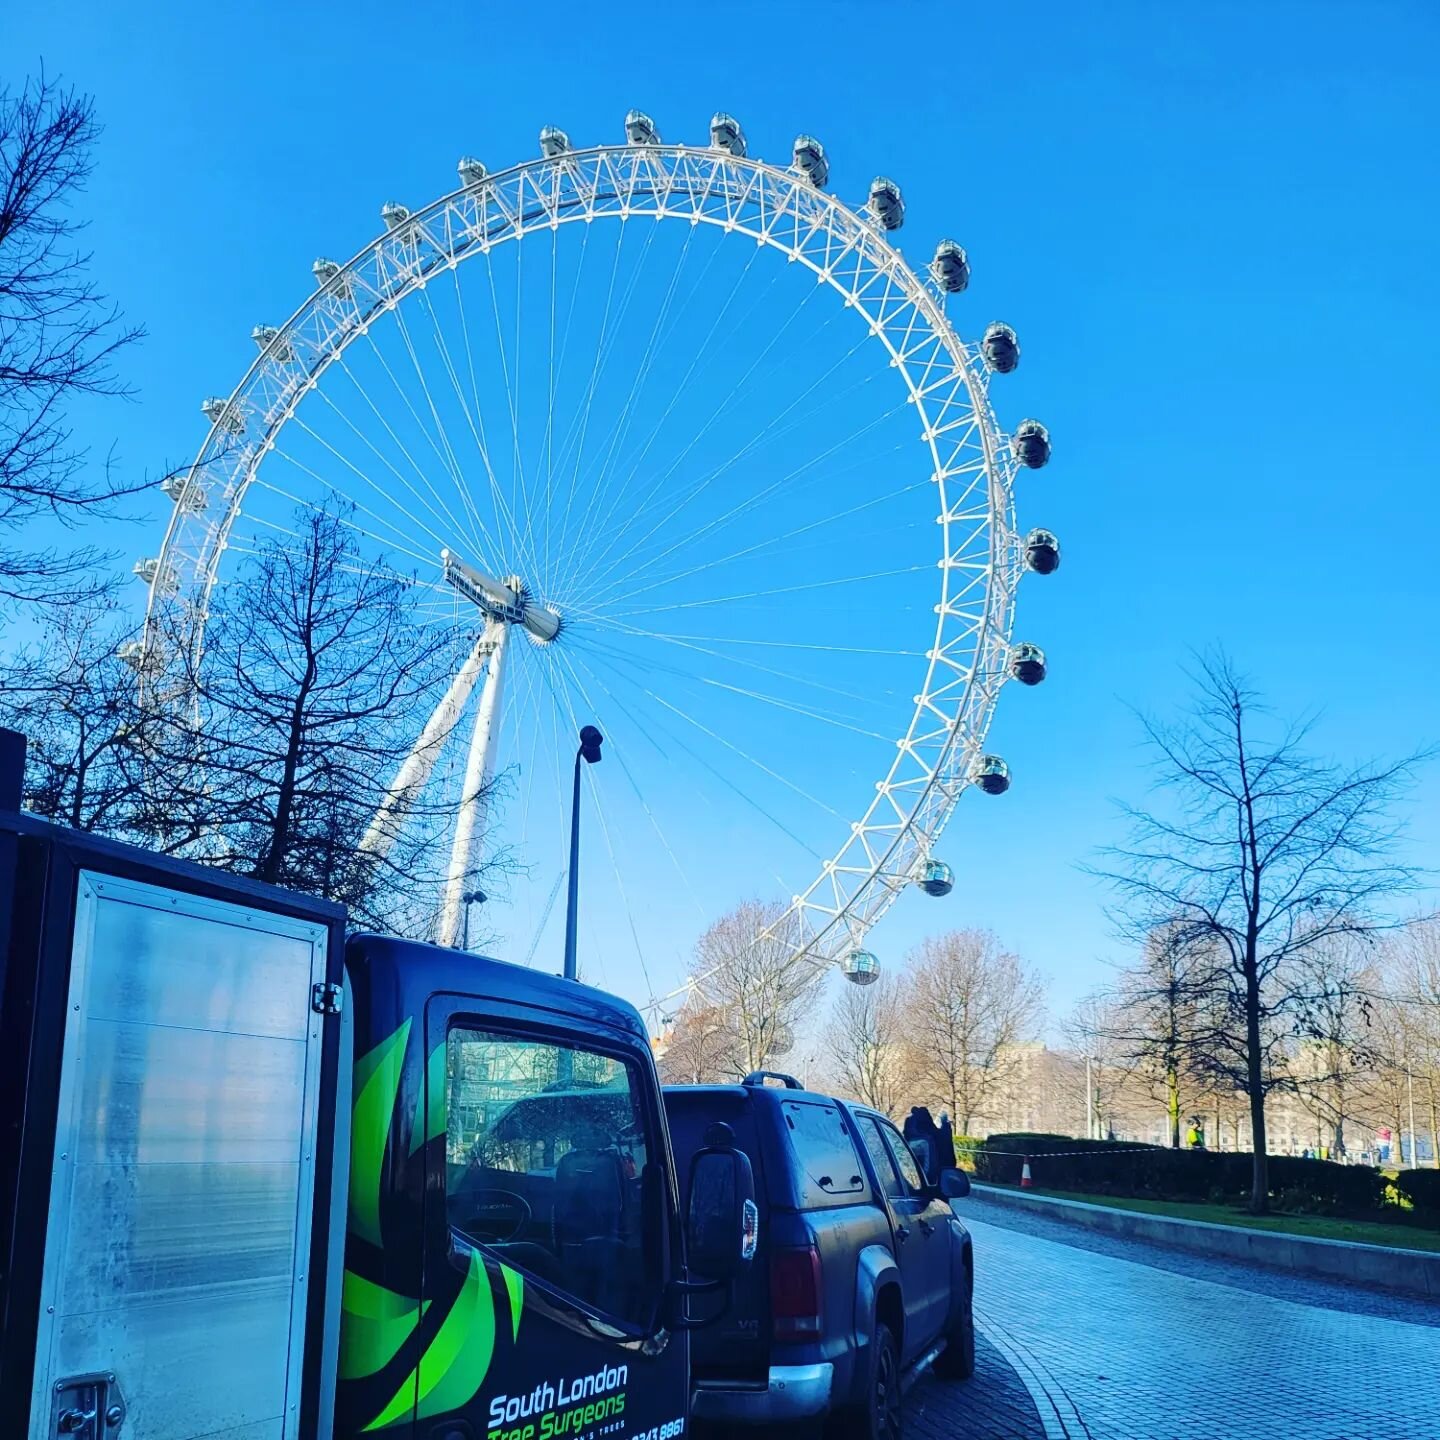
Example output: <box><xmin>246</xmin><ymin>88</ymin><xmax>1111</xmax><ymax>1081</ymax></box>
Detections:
<box><xmin>842</xmin><ymin>949</ymin><xmax>881</xmax><ymax>986</ymax></box>
<box><xmin>792</xmin><ymin>134</ymin><xmax>829</xmax><ymax>188</ymax></box>
<box><xmin>250</xmin><ymin>325</ymin><xmax>293</xmax><ymax>363</ymax></box>
<box><xmin>1010</xmin><ymin>643</ymin><xmax>1048</xmax><ymax>686</ymax></box>
<box><xmin>312</xmin><ymin>257</ymin><xmax>353</xmax><ymax>297</ymax></box>
<box><xmin>380</xmin><ymin>202</ymin><xmax>411</xmax><ymax>231</ymax></box>
<box><xmin>931</xmin><ymin>240</ymin><xmax>970</xmax><ymax>294</ymax></box>
<box><xmin>132</xmin><ymin>557</ymin><xmax>177</xmax><ymax>594</ymax></box>
<box><xmin>200</xmin><ymin>397</ymin><xmax>244</xmax><ymax>435</ymax></box>
<box><xmin>767</xmin><ymin>1022</ymin><xmax>795</xmax><ymax>1058</ymax></box>
<box><xmin>625</xmin><ymin>109</ymin><xmax>659</xmax><ymax>146</ymax></box>
<box><xmin>971</xmin><ymin>755</ymin><xmax>1011</xmax><ymax>795</ymax></box>
<box><xmin>1012</xmin><ymin>419</ymin><xmax>1051</xmax><ymax>469</ymax></box>
<box><xmin>710</xmin><ymin>111</ymin><xmax>746</xmax><ymax>156</ymax></box>
<box><xmin>866</xmin><ymin>176</ymin><xmax>905</xmax><ymax>232</ymax></box>
<box><xmin>457</xmin><ymin>156</ymin><xmax>488</xmax><ymax>188</ymax></box>
<box><xmin>917</xmin><ymin>859</ymin><xmax>954</xmax><ymax>898</ymax></box>
<box><xmin>982</xmin><ymin>322</ymin><xmax>1020</xmax><ymax>374</ymax></box>
<box><xmin>540</xmin><ymin>125</ymin><xmax>570</xmax><ymax>159</ymax></box>
<box><xmin>1024</xmin><ymin>528</ymin><xmax>1061</xmax><ymax>575</ymax></box>
<box><xmin>160</xmin><ymin>472</ymin><xmax>206</xmax><ymax>513</ymax></box>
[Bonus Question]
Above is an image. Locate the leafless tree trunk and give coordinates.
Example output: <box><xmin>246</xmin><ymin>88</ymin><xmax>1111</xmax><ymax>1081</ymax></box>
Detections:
<box><xmin>904</xmin><ymin>929</ymin><xmax>1045</xmax><ymax>1134</ymax></box>
<box><xmin>687</xmin><ymin>900</ymin><xmax>817</xmax><ymax>1078</ymax></box>
<box><xmin>1</xmin><ymin>72</ymin><xmax>147</xmax><ymax>610</ymax></box>
<box><xmin>1097</xmin><ymin>652</ymin><xmax>1425</xmax><ymax>1212</ymax></box>
<box><xmin>657</xmin><ymin>1000</ymin><xmax>735</xmax><ymax>1085</ymax></box>
<box><xmin>824</xmin><ymin>974</ymin><xmax>911</xmax><ymax>1116</ymax></box>
<box><xmin>1104</xmin><ymin>923</ymin><xmax>1214</xmax><ymax>1147</ymax></box>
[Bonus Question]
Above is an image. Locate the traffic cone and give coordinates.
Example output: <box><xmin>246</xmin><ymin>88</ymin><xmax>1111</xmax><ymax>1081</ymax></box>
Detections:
<box><xmin>1020</xmin><ymin>1159</ymin><xmax>1033</xmax><ymax>1189</ymax></box>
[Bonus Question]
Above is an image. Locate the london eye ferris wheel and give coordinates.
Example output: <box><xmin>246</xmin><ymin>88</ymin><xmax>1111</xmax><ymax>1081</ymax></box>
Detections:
<box><xmin>129</xmin><ymin>110</ymin><xmax>1060</xmax><ymax>1005</ymax></box>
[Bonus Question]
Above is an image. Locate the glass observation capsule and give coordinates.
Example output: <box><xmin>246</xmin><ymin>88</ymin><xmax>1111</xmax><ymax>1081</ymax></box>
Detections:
<box><xmin>768</xmin><ymin>1022</ymin><xmax>795</xmax><ymax>1057</ymax></box>
<box><xmin>625</xmin><ymin>109</ymin><xmax>659</xmax><ymax>145</ymax></box>
<box><xmin>971</xmin><ymin>755</ymin><xmax>1011</xmax><ymax>795</ymax></box>
<box><xmin>793</xmin><ymin>134</ymin><xmax>830</xmax><ymax>188</ymax></box>
<box><xmin>160</xmin><ymin>472</ymin><xmax>205</xmax><ymax>512</ymax></box>
<box><xmin>539</xmin><ymin>125</ymin><xmax>570</xmax><ymax>158</ymax></box>
<box><xmin>250</xmin><ymin>325</ymin><xmax>293</xmax><ymax>362</ymax></box>
<box><xmin>710</xmin><ymin>111</ymin><xmax>746</xmax><ymax>156</ymax></box>
<box><xmin>312</xmin><ymin>257</ymin><xmax>352</xmax><ymax>297</ymax></box>
<box><xmin>982</xmin><ymin>322</ymin><xmax>1020</xmax><ymax>374</ymax></box>
<box><xmin>918</xmin><ymin>859</ymin><xmax>954</xmax><ymax>897</ymax></box>
<box><xmin>132</xmin><ymin>557</ymin><xmax>177</xmax><ymax>594</ymax></box>
<box><xmin>931</xmin><ymin>240</ymin><xmax>970</xmax><ymax>293</ymax></box>
<box><xmin>380</xmin><ymin>202</ymin><xmax>410</xmax><ymax>230</ymax></box>
<box><xmin>1012</xmin><ymin>419</ymin><xmax>1051</xmax><ymax>469</ymax></box>
<box><xmin>1024</xmin><ymin>528</ymin><xmax>1061</xmax><ymax>575</ymax></box>
<box><xmin>457</xmin><ymin>156</ymin><xmax>488</xmax><ymax>188</ymax></box>
<box><xmin>1010</xmin><ymin>643</ymin><xmax>1048</xmax><ymax>685</ymax></box>
<box><xmin>842</xmin><ymin>949</ymin><xmax>881</xmax><ymax>986</ymax></box>
<box><xmin>867</xmin><ymin>176</ymin><xmax>905</xmax><ymax>231</ymax></box>
<box><xmin>201</xmin><ymin>397</ymin><xmax>244</xmax><ymax>435</ymax></box>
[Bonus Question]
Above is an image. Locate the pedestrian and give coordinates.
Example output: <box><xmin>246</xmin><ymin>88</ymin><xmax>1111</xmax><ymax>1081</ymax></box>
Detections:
<box><xmin>903</xmin><ymin>1106</ymin><xmax>941</xmax><ymax>1185</ymax></box>
<box><xmin>936</xmin><ymin>1112</ymin><xmax>958</xmax><ymax>1174</ymax></box>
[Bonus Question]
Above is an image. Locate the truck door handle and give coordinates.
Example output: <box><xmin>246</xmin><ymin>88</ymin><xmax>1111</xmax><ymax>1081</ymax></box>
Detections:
<box><xmin>895</xmin><ymin>1223</ymin><xmax>910</xmax><ymax>1242</ymax></box>
<box><xmin>918</xmin><ymin>1219</ymin><xmax>935</xmax><ymax>1237</ymax></box>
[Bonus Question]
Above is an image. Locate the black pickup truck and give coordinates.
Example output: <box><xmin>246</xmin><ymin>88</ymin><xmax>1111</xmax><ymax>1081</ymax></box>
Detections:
<box><xmin>666</xmin><ymin>1074</ymin><xmax>975</xmax><ymax>1440</ymax></box>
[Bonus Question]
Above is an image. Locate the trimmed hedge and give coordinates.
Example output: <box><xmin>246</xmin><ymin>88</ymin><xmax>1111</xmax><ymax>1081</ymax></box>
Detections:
<box><xmin>973</xmin><ymin>1132</ymin><xmax>1387</xmax><ymax>1215</ymax></box>
<box><xmin>953</xmin><ymin>1136</ymin><xmax>984</xmax><ymax>1172</ymax></box>
<box><xmin>1397</xmin><ymin>1168</ymin><xmax>1440</xmax><ymax>1215</ymax></box>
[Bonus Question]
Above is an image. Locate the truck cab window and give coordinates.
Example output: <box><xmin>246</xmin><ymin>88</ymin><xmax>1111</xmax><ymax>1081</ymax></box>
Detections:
<box><xmin>878</xmin><ymin>1118</ymin><xmax>928</xmax><ymax>1195</ymax></box>
<box><xmin>445</xmin><ymin>1026</ymin><xmax>659</xmax><ymax>1328</ymax></box>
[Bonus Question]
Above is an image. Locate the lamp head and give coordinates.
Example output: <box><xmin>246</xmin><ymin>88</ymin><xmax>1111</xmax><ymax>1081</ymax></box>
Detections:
<box><xmin>579</xmin><ymin>725</ymin><xmax>604</xmax><ymax>764</ymax></box>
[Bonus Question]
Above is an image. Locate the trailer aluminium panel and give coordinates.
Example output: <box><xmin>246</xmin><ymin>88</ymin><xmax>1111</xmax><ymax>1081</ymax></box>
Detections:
<box><xmin>0</xmin><ymin>789</ymin><xmax>347</xmax><ymax>1440</ymax></box>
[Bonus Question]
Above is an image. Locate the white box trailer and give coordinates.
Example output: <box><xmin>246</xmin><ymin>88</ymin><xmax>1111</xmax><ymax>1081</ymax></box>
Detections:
<box><xmin>0</xmin><ymin>731</ymin><xmax>348</xmax><ymax>1440</ymax></box>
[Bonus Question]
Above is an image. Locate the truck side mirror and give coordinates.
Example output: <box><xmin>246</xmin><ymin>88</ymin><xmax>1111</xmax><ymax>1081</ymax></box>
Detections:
<box><xmin>685</xmin><ymin>1122</ymin><xmax>758</xmax><ymax>1281</ymax></box>
<box><xmin>939</xmin><ymin>1167</ymin><xmax>970</xmax><ymax>1200</ymax></box>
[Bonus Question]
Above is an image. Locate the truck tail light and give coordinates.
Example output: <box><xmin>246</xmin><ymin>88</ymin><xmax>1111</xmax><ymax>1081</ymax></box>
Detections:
<box><xmin>770</xmin><ymin>1245</ymin><xmax>822</xmax><ymax>1341</ymax></box>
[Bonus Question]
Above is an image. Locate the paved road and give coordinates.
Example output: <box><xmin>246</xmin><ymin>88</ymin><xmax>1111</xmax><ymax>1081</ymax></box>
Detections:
<box><xmin>911</xmin><ymin>1192</ymin><xmax>1440</xmax><ymax>1440</ymax></box>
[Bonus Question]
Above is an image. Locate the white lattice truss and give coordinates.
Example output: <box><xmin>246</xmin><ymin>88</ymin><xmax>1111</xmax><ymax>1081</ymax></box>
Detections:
<box><xmin>141</xmin><ymin>142</ymin><xmax>1028</xmax><ymax>992</ymax></box>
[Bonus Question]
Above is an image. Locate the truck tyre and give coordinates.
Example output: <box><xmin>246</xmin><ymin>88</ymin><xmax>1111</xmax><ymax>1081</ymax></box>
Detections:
<box><xmin>832</xmin><ymin>1319</ymin><xmax>902</xmax><ymax>1440</ymax></box>
<box><xmin>934</xmin><ymin>1263</ymin><xmax>975</xmax><ymax>1381</ymax></box>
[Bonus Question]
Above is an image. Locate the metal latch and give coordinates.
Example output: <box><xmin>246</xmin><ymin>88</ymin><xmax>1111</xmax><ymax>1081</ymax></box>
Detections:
<box><xmin>311</xmin><ymin>980</ymin><xmax>344</xmax><ymax>1015</ymax></box>
<box><xmin>51</xmin><ymin>1373</ymin><xmax>124</xmax><ymax>1439</ymax></box>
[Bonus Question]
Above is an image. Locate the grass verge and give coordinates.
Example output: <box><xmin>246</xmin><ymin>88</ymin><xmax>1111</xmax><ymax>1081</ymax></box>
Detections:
<box><xmin>978</xmin><ymin>1183</ymin><xmax>1440</xmax><ymax>1252</ymax></box>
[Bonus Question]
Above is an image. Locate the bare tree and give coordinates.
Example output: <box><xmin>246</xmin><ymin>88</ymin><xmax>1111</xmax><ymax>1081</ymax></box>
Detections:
<box><xmin>0</xmin><ymin>598</ymin><xmax>153</xmax><ymax>830</ymax></box>
<box><xmin>1289</xmin><ymin>936</ymin><xmax>1379</xmax><ymax>1159</ymax></box>
<box><xmin>1105</xmin><ymin>924</ymin><xmax>1218</xmax><ymax>1147</ymax></box>
<box><xmin>904</xmin><ymin>929</ymin><xmax>1044</xmax><ymax>1134</ymax></box>
<box><xmin>823</xmin><ymin>973</ymin><xmax>911</xmax><ymax>1116</ymax></box>
<box><xmin>146</xmin><ymin>505</ymin><xmax>492</xmax><ymax>934</ymax></box>
<box><xmin>687</xmin><ymin>900</ymin><xmax>817</xmax><ymax>1078</ymax></box>
<box><xmin>656</xmin><ymin>999</ymin><xmax>735</xmax><ymax>1085</ymax></box>
<box><xmin>1364</xmin><ymin>923</ymin><xmax>1440</xmax><ymax>1169</ymax></box>
<box><xmin>1099</xmin><ymin>652</ymin><xmax>1424</xmax><ymax>1211</ymax></box>
<box><xmin>1</xmin><ymin>72</ymin><xmax>146</xmax><ymax>608</ymax></box>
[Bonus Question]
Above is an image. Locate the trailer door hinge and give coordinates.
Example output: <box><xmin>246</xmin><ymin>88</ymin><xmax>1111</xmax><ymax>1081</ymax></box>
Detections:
<box><xmin>311</xmin><ymin>981</ymin><xmax>344</xmax><ymax>1016</ymax></box>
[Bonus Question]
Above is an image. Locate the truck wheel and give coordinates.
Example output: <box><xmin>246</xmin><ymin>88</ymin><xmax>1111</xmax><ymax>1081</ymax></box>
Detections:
<box><xmin>832</xmin><ymin>1319</ymin><xmax>902</xmax><ymax>1440</ymax></box>
<box><xmin>934</xmin><ymin>1266</ymin><xmax>975</xmax><ymax>1381</ymax></box>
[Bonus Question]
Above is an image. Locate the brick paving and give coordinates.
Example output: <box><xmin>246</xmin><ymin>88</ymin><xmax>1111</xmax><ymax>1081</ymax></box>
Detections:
<box><xmin>912</xmin><ymin>1192</ymin><xmax>1440</xmax><ymax>1440</ymax></box>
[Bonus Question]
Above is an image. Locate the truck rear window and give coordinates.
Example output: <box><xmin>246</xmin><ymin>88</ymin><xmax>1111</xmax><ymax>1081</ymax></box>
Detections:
<box><xmin>782</xmin><ymin>1100</ymin><xmax>866</xmax><ymax>1205</ymax></box>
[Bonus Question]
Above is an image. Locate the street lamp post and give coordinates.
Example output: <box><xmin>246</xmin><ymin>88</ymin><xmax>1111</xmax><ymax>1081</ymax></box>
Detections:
<box><xmin>460</xmin><ymin>889</ymin><xmax>487</xmax><ymax>951</ymax></box>
<box><xmin>562</xmin><ymin>725</ymin><xmax>604</xmax><ymax>982</ymax></box>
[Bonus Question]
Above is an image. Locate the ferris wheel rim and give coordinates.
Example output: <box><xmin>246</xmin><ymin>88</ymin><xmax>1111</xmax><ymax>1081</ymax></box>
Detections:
<box><xmin>140</xmin><ymin>136</ymin><xmax>1026</xmax><ymax>986</ymax></box>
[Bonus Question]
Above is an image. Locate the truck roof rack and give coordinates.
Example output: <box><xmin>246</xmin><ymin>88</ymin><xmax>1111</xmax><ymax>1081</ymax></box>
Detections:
<box><xmin>742</xmin><ymin>1070</ymin><xmax>803</xmax><ymax>1089</ymax></box>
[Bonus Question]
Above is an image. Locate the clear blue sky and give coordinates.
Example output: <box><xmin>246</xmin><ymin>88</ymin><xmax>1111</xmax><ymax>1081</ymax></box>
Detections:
<box><xmin>4</xmin><ymin>1</ymin><xmax>1437</xmax><ymax>1030</ymax></box>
